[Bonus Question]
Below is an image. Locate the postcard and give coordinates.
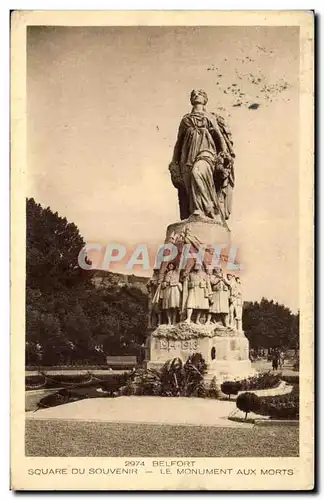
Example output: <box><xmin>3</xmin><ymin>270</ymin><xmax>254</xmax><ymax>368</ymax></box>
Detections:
<box><xmin>10</xmin><ymin>10</ymin><xmax>314</xmax><ymax>491</ymax></box>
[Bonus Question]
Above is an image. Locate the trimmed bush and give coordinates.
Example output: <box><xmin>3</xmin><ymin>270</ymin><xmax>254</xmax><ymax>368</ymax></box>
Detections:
<box><xmin>221</xmin><ymin>381</ymin><xmax>240</xmax><ymax>399</ymax></box>
<box><xmin>236</xmin><ymin>392</ymin><xmax>260</xmax><ymax>419</ymax></box>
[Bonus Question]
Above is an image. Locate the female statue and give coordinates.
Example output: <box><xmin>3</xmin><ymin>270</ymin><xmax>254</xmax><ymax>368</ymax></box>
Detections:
<box><xmin>183</xmin><ymin>266</ymin><xmax>212</xmax><ymax>324</ymax></box>
<box><xmin>169</xmin><ymin>89</ymin><xmax>235</xmax><ymax>223</ymax></box>
<box><xmin>161</xmin><ymin>262</ymin><xmax>182</xmax><ymax>325</ymax></box>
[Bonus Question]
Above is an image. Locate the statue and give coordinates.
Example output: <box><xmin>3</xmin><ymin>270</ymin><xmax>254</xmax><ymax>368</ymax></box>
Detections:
<box><xmin>147</xmin><ymin>269</ymin><xmax>162</xmax><ymax>328</ymax></box>
<box><xmin>207</xmin><ymin>267</ymin><xmax>231</xmax><ymax>326</ymax></box>
<box><xmin>183</xmin><ymin>266</ymin><xmax>212</xmax><ymax>324</ymax></box>
<box><xmin>161</xmin><ymin>262</ymin><xmax>182</xmax><ymax>325</ymax></box>
<box><xmin>169</xmin><ymin>89</ymin><xmax>235</xmax><ymax>223</ymax></box>
<box><xmin>146</xmin><ymin>89</ymin><xmax>254</xmax><ymax>382</ymax></box>
<box><xmin>227</xmin><ymin>273</ymin><xmax>237</xmax><ymax>328</ymax></box>
<box><xmin>231</xmin><ymin>276</ymin><xmax>243</xmax><ymax>331</ymax></box>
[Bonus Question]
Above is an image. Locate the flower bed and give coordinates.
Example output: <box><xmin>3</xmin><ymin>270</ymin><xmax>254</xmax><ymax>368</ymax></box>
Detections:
<box><xmin>221</xmin><ymin>371</ymin><xmax>281</xmax><ymax>398</ymax></box>
<box><xmin>26</xmin><ymin>372</ymin><xmax>130</xmax><ymax>392</ymax></box>
<box><xmin>280</xmin><ymin>374</ymin><xmax>299</xmax><ymax>385</ymax></box>
<box><xmin>119</xmin><ymin>354</ymin><xmax>208</xmax><ymax>397</ymax></box>
<box><xmin>257</xmin><ymin>384</ymin><xmax>299</xmax><ymax>420</ymax></box>
<box><xmin>236</xmin><ymin>385</ymin><xmax>299</xmax><ymax>420</ymax></box>
<box><xmin>26</xmin><ymin>365</ymin><xmax>112</xmax><ymax>371</ymax></box>
<box><xmin>34</xmin><ymin>355</ymin><xmax>209</xmax><ymax>409</ymax></box>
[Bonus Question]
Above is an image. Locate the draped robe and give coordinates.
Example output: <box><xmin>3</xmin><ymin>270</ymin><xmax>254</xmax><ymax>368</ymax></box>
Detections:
<box><xmin>170</xmin><ymin>110</ymin><xmax>235</xmax><ymax>221</ymax></box>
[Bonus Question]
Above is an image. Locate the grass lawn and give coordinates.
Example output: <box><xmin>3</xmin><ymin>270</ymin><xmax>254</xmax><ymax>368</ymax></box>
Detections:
<box><xmin>26</xmin><ymin>420</ymin><xmax>299</xmax><ymax>457</ymax></box>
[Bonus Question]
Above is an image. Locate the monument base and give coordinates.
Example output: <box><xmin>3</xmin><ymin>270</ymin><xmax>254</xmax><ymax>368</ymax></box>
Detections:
<box><xmin>166</xmin><ymin>214</ymin><xmax>230</xmax><ymax>244</ymax></box>
<box><xmin>146</xmin><ymin>322</ymin><xmax>255</xmax><ymax>383</ymax></box>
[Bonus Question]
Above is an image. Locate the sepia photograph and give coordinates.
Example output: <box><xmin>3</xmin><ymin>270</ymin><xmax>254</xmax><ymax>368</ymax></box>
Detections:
<box><xmin>10</xmin><ymin>10</ymin><xmax>314</xmax><ymax>490</ymax></box>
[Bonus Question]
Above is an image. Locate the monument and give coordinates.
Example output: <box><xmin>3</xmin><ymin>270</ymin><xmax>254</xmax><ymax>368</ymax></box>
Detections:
<box><xmin>146</xmin><ymin>89</ymin><xmax>254</xmax><ymax>382</ymax></box>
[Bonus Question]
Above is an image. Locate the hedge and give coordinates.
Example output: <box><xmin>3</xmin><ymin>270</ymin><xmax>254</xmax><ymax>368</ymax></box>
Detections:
<box><xmin>257</xmin><ymin>384</ymin><xmax>299</xmax><ymax>420</ymax></box>
<box><xmin>236</xmin><ymin>385</ymin><xmax>299</xmax><ymax>420</ymax></box>
<box><xmin>26</xmin><ymin>372</ymin><xmax>131</xmax><ymax>391</ymax></box>
<box><xmin>221</xmin><ymin>371</ymin><xmax>281</xmax><ymax>398</ymax></box>
<box><xmin>280</xmin><ymin>374</ymin><xmax>299</xmax><ymax>385</ymax></box>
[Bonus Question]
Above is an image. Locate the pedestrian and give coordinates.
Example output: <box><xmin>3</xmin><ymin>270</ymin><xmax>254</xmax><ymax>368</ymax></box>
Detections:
<box><xmin>272</xmin><ymin>351</ymin><xmax>279</xmax><ymax>371</ymax></box>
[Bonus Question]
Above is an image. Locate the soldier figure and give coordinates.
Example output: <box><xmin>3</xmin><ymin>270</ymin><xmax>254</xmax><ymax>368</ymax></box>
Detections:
<box><xmin>184</xmin><ymin>266</ymin><xmax>212</xmax><ymax>324</ymax></box>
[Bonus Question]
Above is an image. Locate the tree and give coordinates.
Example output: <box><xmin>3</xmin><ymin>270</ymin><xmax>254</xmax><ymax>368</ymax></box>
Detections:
<box><xmin>26</xmin><ymin>197</ymin><xmax>91</xmax><ymax>292</ymax></box>
<box><xmin>243</xmin><ymin>298</ymin><xmax>299</xmax><ymax>350</ymax></box>
<box><xmin>25</xmin><ymin>198</ymin><xmax>148</xmax><ymax>366</ymax></box>
<box><xmin>26</xmin><ymin>198</ymin><xmax>94</xmax><ymax>365</ymax></box>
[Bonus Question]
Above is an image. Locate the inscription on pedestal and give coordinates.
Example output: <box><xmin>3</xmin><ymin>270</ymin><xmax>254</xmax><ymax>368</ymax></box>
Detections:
<box><xmin>158</xmin><ymin>338</ymin><xmax>198</xmax><ymax>351</ymax></box>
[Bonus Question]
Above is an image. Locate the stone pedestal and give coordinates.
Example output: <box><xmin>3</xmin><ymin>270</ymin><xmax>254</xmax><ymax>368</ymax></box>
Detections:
<box><xmin>146</xmin><ymin>323</ymin><xmax>254</xmax><ymax>383</ymax></box>
<box><xmin>146</xmin><ymin>215</ymin><xmax>248</xmax><ymax>384</ymax></box>
<box><xmin>166</xmin><ymin>214</ymin><xmax>230</xmax><ymax>244</ymax></box>
<box><xmin>163</xmin><ymin>214</ymin><xmax>231</xmax><ymax>271</ymax></box>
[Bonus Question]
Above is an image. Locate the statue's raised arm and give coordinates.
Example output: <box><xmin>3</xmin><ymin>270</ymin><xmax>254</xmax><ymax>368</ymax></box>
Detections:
<box><xmin>169</xmin><ymin>89</ymin><xmax>235</xmax><ymax>226</ymax></box>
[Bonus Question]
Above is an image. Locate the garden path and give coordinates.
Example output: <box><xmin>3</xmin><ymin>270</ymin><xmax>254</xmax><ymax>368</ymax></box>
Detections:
<box><xmin>26</xmin><ymin>396</ymin><xmax>253</xmax><ymax>428</ymax></box>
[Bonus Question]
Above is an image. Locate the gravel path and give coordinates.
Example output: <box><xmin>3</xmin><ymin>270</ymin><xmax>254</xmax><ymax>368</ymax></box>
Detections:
<box><xmin>27</xmin><ymin>396</ymin><xmax>252</xmax><ymax>428</ymax></box>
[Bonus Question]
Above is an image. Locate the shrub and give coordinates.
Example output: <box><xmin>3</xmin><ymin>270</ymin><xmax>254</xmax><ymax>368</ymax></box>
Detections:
<box><xmin>281</xmin><ymin>374</ymin><xmax>299</xmax><ymax>385</ymax></box>
<box><xmin>237</xmin><ymin>371</ymin><xmax>281</xmax><ymax>391</ymax></box>
<box><xmin>221</xmin><ymin>381</ymin><xmax>240</xmax><ymax>399</ymax></box>
<box><xmin>26</xmin><ymin>374</ymin><xmax>47</xmax><ymax>390</ymax></box>
<box><xmin>221</xmin><ymin>371</ymin><xmax>281</xmax><ymax>396</ymax></box>
<box><xmin>207</xmin><ymin>377</ymin><xmax>220</xmax><ymax>399</ymax></box>
<box><xmin>182</xmin><ymin>353</ymin><xmax>207</xmax><ymax>397</ymax></box>
<box><xmin>236</xmin><ymin>392</ymin><xmax>260</xmax><ymax>419</ymax></box>
<box><xmin>160</xmin><ymin>357</ymin><xmax>184</xmax><ymax>396</ymax></box>
<box><xmin>118</xmin><ymin>354</ymin><xmax>207</xmax><ymax>398</ymax></box>
<box><xmin>33</xmin><ymin>355</ymin><xmax>209</xmax><ymax>404</ymax></box>
<box><xmin>120</xmin><ymin>368</ymin><xmax>163</xmax><ymax>396</ymax></box>
<box><xmin>37</xmin><ymin>388</ymin><xmax>81</xmax><ymax>410</ymax></box>
<box><xmin>93</xmin><ymin>373</ymin><xmax>131</xmax><ymax>395</ymax></box>
<box><xmin>42</xmin><ymin>372</ymin><xmax>93</xmax><ymax>388</ymax></box>
<box><xmin>26</xmin><ymin>364</ymin><xmax>131</xmax><ymax>371</ymax></box>
<box><xmin>257</xmin><ymin>385</ymin><xmax>299</xmax><ymax>420</ymax></box>
<box><xmin>26</xmin><ymin>371</ymin><xmax>132</xmax><ymax>392</ymax></box>
<box><xmin>36</xmin><ymin>384</ymin><xmax>121</xmax><ymax>411</ymax></box>
<box><xmin>158</xmin><ymin>354</ymin><xmax>207</xmax><ymax>397</ymax></box>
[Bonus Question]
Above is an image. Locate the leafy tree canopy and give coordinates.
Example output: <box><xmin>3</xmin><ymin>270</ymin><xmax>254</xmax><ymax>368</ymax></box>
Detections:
<box><xmin>243</xmin><ymin>298</ymin><xmax>299</xmax><ymax>349</ymax></box>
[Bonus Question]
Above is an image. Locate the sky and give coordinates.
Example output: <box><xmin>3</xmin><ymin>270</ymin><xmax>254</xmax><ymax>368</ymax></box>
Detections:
<box><xmin>27</xmin><ymin>25</ymin><xmax>300</xmax><ymax>311</ymax></box>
